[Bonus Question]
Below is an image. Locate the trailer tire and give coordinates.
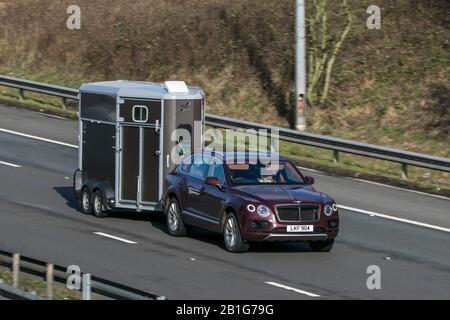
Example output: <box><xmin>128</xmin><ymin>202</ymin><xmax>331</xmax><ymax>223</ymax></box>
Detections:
<box><xmin>165</xmin><ymin>197</ymin><xmax>188</xmax><ymax>237</ymax></box>
<box><xmin>92</xmin><ymin>190</ymin><xmax>108</xmax><ymax>218</ymax></box>
<box><xmin>80</xmin><ymin>187</ymin><xmax>93</xmax><ymax>214</ymax></box>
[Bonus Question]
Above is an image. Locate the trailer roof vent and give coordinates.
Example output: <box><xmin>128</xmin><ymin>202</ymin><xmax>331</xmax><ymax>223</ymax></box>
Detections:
<box><xmin>165</xmin><ymin>81</ymin><xmax>189</xmax><ymax>94</ymax></box>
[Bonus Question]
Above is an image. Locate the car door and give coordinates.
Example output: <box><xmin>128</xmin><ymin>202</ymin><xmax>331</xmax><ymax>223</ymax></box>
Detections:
<box><xmin>198</xmin><ymin>160</ymin><xmax>227</xmax><ymax>224</ymax></box>
<box><xmin>185</xmin><ymin>155</ymin><xmax>209</xmax><ymax>219</ymax></box>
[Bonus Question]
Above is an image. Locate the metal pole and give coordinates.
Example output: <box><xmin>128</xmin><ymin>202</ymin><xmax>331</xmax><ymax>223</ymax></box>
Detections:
<box><xmin>401</xmin><ymin>163</ymin><xmax>408</xmax><ymax>179</ymax></box>
<box><xmin>12</xmin><ymin>254</ymin><xmax>20</xmax><ymax>288</ymax></box>
<box><xmin>82</xmin><ymin>273</ymin><xmax>91</xmax><ymax>300</ymax></box>
<box><xmin>295</xmin><ymin>0</ymin><xmax>307</xmax><ymax>131</ymax></box>
<box><xmin>46</xmin><ymin>263</ymin><xmax>54</xmax><ymax>300</ymax></box>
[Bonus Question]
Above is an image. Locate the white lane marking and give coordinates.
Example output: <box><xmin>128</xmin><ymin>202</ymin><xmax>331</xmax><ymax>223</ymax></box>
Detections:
<box><xmin>94</xmin><ymin>232</ymin><xmax>138</xmax><ymax>244</ymax></box>
<box><xmin>338</xmin><ymin>205</ymin><xmax>450</xmax><ymax>233</ymax></box>
<box><xmin>345</xmin><ymin>177</ymin><xmax>450</xmax><ymax>201</ymax></box>
<box><xmin>0</xmin><ymin>128</ymin><xmax>78</xmax><ymax>149</ymax></box>
<box><xmin>0</xmin><ymin>160</ymin><xmax>22</xmax><ymax>168</ymax></box>
<box><xmin>35</xmin><ymin>112</ymin><xmax>68</xmax><ymax>120</ymax></box>
<box><xmin>265</xmin><ymin>281</ymin><xmax>321</xmax><ymax>298</ymax></box>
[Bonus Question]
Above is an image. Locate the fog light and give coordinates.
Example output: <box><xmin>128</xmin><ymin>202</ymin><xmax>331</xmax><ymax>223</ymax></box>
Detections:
<box><xmin>249</xmin><ymin>221</ymin><xmax>269</xmax><ymax>230</ymax></box>
<box><xmin>329</xmin><ymin>220</ymin><xmax>339</xmax><ymax>228</ymax></box>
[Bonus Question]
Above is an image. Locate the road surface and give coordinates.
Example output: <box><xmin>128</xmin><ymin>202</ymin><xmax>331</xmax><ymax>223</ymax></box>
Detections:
<box><xmin>0</xmin><ymin>104</ymin><xmax>449</xmax><ymax>299</ymax></box>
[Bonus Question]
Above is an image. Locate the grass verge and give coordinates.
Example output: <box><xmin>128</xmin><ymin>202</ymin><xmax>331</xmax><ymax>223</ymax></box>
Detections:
<box><xmin>0</xmin><ymin>265</ymin><xmax>81</xmax><ymax>300</ymax></box>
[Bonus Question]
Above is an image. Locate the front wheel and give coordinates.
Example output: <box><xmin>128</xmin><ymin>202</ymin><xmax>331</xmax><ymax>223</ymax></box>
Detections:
<box><xmin>223</xmin><ymin>213</ymin><xmax>249</xmax><ymax>253</ymax></box>
<box><xmin>309</xmin><ymin>239</ymin><xmax>334</xmax><ymax>252</ymax></box>
<box><xmin>165</xmin><ymin>198</ymin><xmax>188</xmax><ymax>237</ymax></box>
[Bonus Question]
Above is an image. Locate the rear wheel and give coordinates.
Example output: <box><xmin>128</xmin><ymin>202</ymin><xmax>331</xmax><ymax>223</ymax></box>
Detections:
<box><xmin>80</xmin><ymin>187</ymin><xmax>92</xmax><ymax>214</ymax></box>
<box><xmin>165</xmin><ymin>197</ymin><xmax>188</xmax><ymax>237</ymax></box>
<box><xmin>223</xmin><ymin>213</ymin><xmax>249</xmax><ymax>253</ymax></box>
<box><xmin>92</xmin><ymin>190</ymin><xmax>108</xmax><ymax>218</ymax></box>
<box><xmin>309</xmin><ymin>239</ymin><xmax>334</xmax><ymax>252</ymax></box>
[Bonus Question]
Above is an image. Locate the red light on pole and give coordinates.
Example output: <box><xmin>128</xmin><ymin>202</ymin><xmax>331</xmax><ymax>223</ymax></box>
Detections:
<box><xmin>298</xmin><ymin>94</ymin><xmax>304</xmax><ymax>110</ymax></box>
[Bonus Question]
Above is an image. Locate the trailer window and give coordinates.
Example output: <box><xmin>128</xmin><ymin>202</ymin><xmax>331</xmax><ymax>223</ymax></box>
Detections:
<box><xmin>132</xmin><ymin>105</ymin><xmax>149</xmax><ymax>123</ymax></box>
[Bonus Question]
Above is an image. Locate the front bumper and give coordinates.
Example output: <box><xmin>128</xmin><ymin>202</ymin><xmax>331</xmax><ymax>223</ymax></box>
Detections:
<box><xmin>262</xmin><ymin>233</ymin><xmax>328</xmax><ymax>242</ymax></box>
<box><xmin>240</xmin><ymin>213</ymin><xmax>339</xmax><ymax>242</ymax></box>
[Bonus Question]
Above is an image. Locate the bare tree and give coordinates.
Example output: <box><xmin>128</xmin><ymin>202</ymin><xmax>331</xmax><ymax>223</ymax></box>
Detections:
<box><xmin>307</xmin><ymin>0</ymin><xmax>354</xmax><ymax>106</ymax></box>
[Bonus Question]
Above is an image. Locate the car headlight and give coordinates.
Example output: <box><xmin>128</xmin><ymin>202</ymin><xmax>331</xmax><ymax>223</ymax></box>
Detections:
<box><xmin>246</xmin><ymin>204</ymin><xmax>256</xmax><ymax>213</ymax></box>
<box><xmin>257</xmin><ymin>205</ymin><xmax>272</xmax><ymax>218</ymax></box>
<box><xmin>324</xmin><ymin>204</ymin><xmax>334</xmax><ymax>217</ymax></box>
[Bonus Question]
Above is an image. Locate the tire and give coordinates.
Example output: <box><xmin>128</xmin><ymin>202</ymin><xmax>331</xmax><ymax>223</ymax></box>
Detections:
<box><xmin>309</xmin><ymin>239</ymin><xmax>334</xmax><ymax>252</ymax></box>
<box><xmin>165</xmin><ymin>197</ymin><xmax>188</xmax><ymax>237</ymax></box>
<box><xmin>223</xmin><ymin>212</ymin><xmax>249</xmax><ymax>253</ymax></box>
<box><xmin>79</xmin><ymin>187</ymin><xmax>92</xmax><ymax>214</ymax></box>
<box><xmin>92</xmin><ymin>190</ymin><xmax>108</xmax><ymax>218</ymax></box>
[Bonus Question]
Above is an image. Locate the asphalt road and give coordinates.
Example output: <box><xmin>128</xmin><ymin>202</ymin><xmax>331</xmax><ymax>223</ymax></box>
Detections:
<box><xmin>0</xmin><ymin>104</ymin><xmax>449</xmax><ymax>300</ymax></box>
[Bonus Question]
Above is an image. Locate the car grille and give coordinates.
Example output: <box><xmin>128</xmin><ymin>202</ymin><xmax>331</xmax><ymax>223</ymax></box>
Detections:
<box><xmin>276</xmin><ymin>204</ymin><xmax>320</xmax><ymax>222</ymax></box>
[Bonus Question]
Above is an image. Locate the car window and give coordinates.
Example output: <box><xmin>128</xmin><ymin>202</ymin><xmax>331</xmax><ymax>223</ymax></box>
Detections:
<box><xmin>207</xmin><ymin>162</ymin><xmax>226</xmax><ymax>185</ymax></box>
<box><xmin>179</xmin><ymin>156</ymin><xmax>193</xmax><ymax>173</ymax></box>
<box><xmin>189</xmin><ymin>155</ymin><xmax>209</xmax><ymax>179</ymax></box>
<box><xmin>227</xmin><ymin>161</ymin><xmax>305</xmax><ymax>185</ymax></box>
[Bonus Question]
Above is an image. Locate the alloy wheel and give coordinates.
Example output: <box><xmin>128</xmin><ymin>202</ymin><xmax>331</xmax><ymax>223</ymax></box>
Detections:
<box><xmin>168</xmin><ymin>202</ymin><xmax>179</xmax><ymax>231</ymax></box>
<box><xmin>225</xmin><ymin>217</ymin><xmax>237</xmax><ymax>248</ymax></box>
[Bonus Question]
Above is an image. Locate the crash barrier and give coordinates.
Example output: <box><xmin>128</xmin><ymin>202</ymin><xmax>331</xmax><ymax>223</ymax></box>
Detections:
<box><xmin>0</xmin><ymin>249</ymin><xmax>166</xmax><ymax>300</ymax></box>
<box><xmin>1</xmin><ymin>75</ymin><xmax>449</xmax><ymax>179</ymax></box>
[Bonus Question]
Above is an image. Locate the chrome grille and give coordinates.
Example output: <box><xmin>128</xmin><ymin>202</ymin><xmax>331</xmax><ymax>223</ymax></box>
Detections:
<box><xmin>276</xmin><ymin>204</ymin><xmax>320</xmax><ymax>222</ymax></box>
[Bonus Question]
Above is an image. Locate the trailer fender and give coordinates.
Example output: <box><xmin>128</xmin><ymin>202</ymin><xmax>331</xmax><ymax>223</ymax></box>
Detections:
<box><xmin>92</xmin><ymin>181</ymin><xmax>115</xmax><ymax>210</ymax></box>
<box><xmin>82</xmin><ymin>180</ymin><xmax>115</xmax><ymax>210</ymax></box>
<box><xmin>73</xmin><ymin>169</ymin><xmax>88</xmax><ymax>199</ymax></box>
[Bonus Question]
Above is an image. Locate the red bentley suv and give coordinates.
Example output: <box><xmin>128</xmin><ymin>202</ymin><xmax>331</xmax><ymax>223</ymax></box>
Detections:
<box><xmin>163</xmin><ymin>152</ymin><xmax>339</xmax><ymax>253</ymax></box>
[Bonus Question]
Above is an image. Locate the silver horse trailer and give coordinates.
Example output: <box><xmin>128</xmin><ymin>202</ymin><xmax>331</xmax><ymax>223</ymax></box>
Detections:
<box><xmin>73</xmin><ymin>80</ymin><xmax>205</xmax><ymax>217</ymax></box>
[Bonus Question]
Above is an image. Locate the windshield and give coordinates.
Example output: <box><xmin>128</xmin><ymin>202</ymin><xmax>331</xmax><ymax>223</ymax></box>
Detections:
<box><xmin>227</xmin><ymin>161</ymin><xmax>305</xmax><ymax>185</ymax></box>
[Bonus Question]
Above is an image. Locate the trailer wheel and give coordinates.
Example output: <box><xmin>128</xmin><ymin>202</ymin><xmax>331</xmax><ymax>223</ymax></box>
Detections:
<box><xmin>165</xmin><ymin>197</ymin><xmax>188</xmax><ymax>237</ymax></box>
<box><xmin>92</xmin><ymin>190</ymin><xmax>108</xmax><ymax>218</ymax></box>
<box><xmin>80</xmin><ymin>187</ymin><xmax>92</xmax><ymax>214</ymax></box>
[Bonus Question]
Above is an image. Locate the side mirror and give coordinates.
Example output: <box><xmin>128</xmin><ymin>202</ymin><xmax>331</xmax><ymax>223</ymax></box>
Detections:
<box><xmin>205</xmin><ymin>176</ymin><xmax>225</xmax><ymax>191</ymax></box>
<box><xmin>304</xmin><ymin>176</ymin><xmax>315</xmax><ymax>185</ymax></box>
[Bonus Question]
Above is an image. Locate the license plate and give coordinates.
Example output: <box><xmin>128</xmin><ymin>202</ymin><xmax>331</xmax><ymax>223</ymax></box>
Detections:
<box><xmin>287</xmin><ymin>225</ymin><xmax>314</xmax><ymax>233</ymax></box>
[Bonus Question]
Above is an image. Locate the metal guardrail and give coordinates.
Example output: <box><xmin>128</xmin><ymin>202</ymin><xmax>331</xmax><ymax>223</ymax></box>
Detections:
<box><xmin>0</xmin><ymin>250</ymin><xmax>165</xmax><ymax>300</ymax></box>
<box><xmin>0</xmin><ymin>75</ymin><xmax>78</xmax><ymax>109</ymax></box>
<box><xmin>1</xmin><ymin>75</ymin><xmax>449</xmax><ymax>178</ymax></box>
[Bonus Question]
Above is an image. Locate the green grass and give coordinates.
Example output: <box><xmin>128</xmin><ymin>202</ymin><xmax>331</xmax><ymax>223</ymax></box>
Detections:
<box><xmin>0</xmin><ymin>265</ymin><xmax>82</xmax><ymax>300</ymax></box>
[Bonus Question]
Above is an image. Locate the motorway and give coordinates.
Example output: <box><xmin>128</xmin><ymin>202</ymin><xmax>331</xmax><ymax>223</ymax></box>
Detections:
<box><xmin>0</xmin><ymin>104</ymin><xmax>449</xmax><ymax>300</ymax></box>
